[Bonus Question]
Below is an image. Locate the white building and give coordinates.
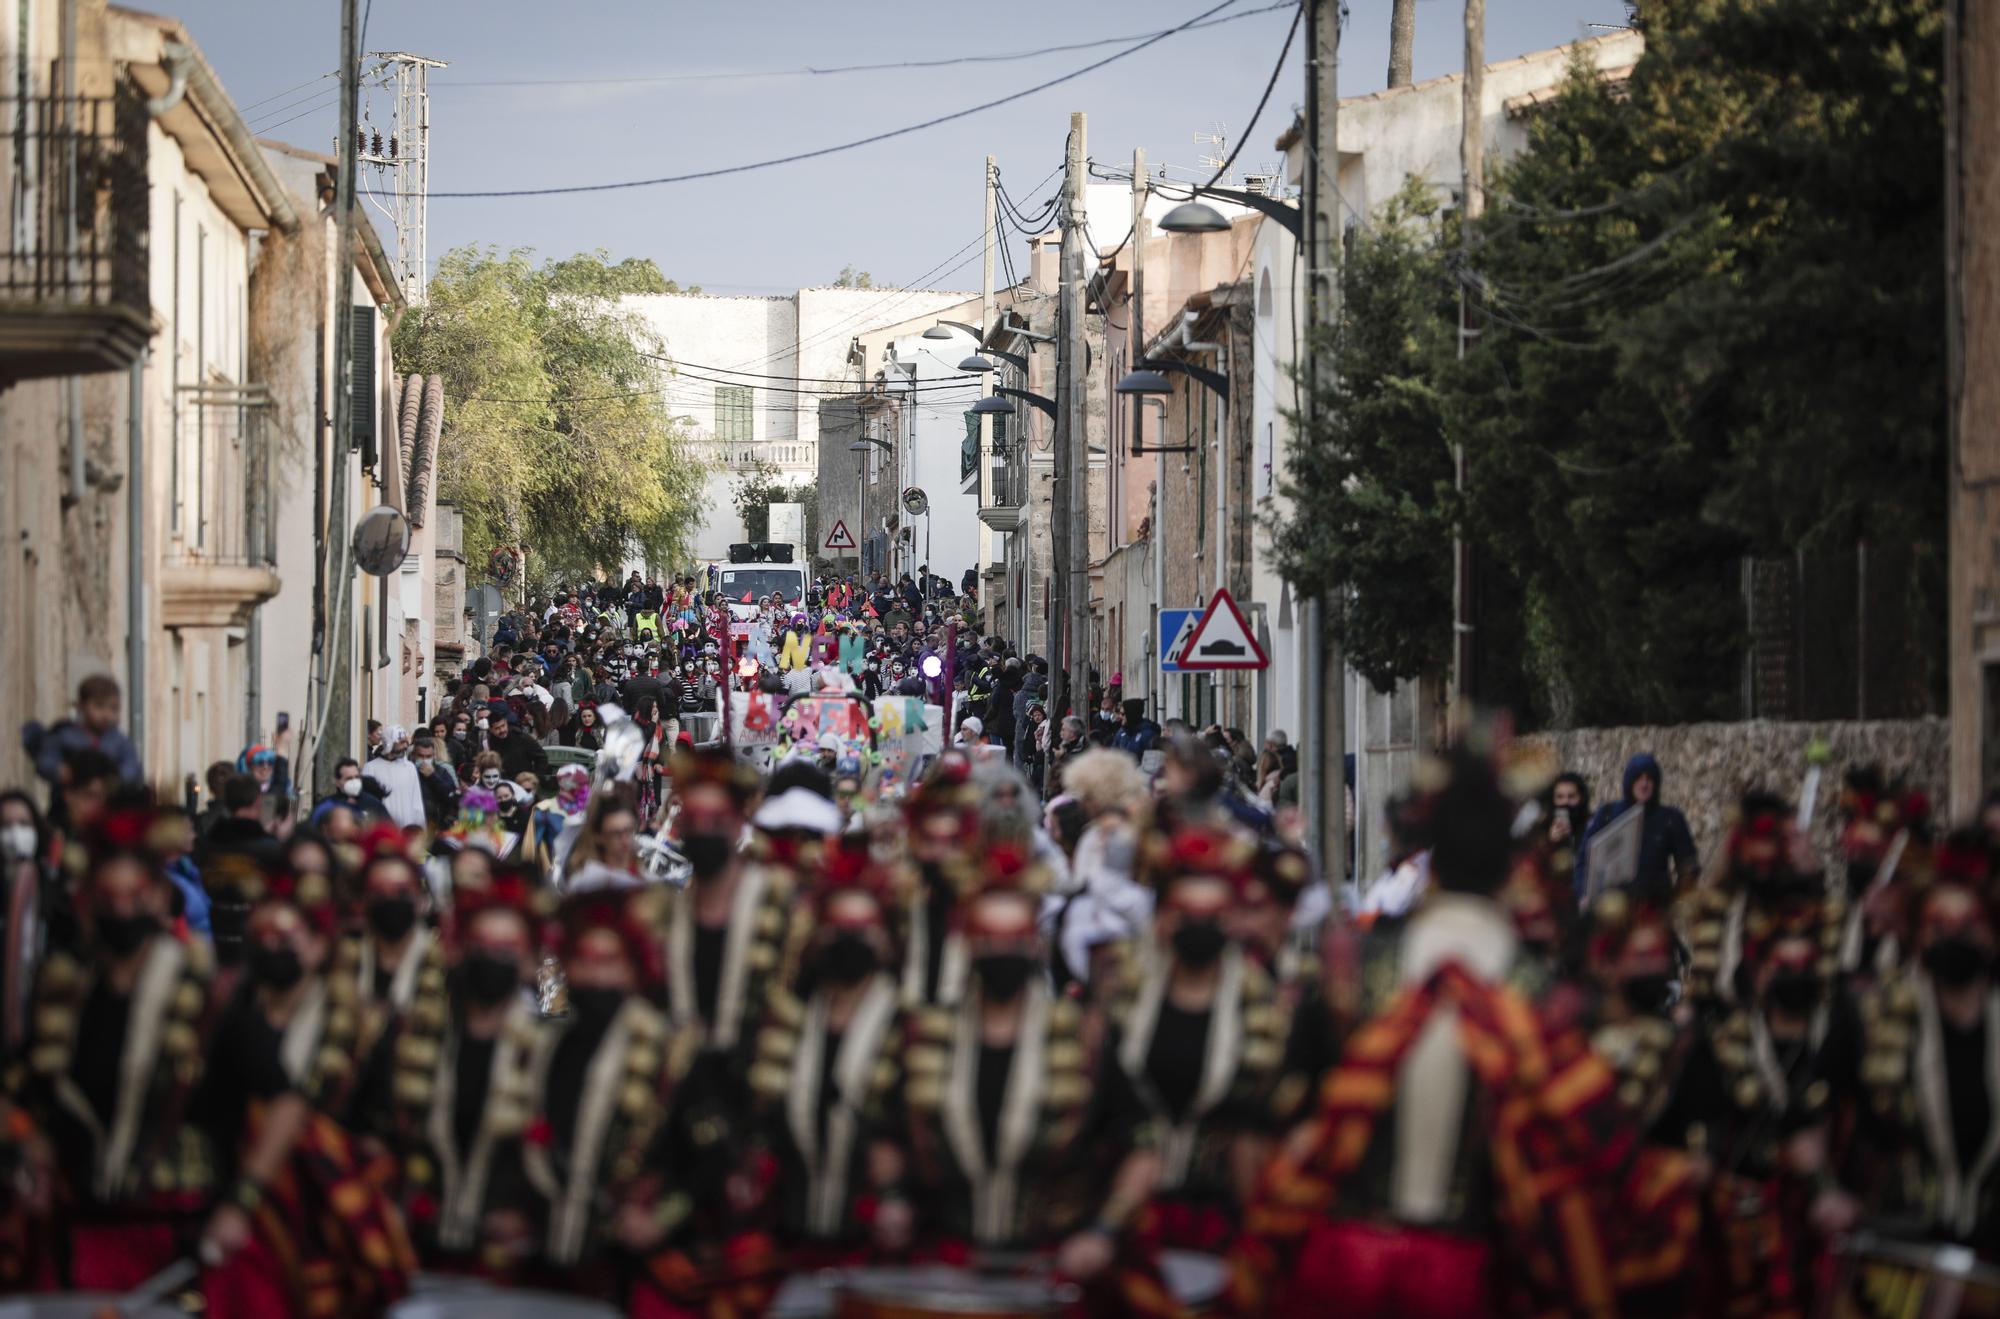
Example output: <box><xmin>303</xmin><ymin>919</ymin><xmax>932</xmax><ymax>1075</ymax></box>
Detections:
<box><xmin>622</xmin><ymin>286</ymin><xmax>974</xmax><ymax>564</ymax></box>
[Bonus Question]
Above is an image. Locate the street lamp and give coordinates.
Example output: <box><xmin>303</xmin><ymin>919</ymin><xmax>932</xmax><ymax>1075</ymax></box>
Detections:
<box><xmin>1116</xmin><ymin>357</ymin><xmax>1230</xmax><ymax>402</ymax></box>
<box><xmin>924</xmin><ymin>319</ymin><xmax>982</xmax><ymax>340</ymax></box>
<box><xmin>970</xmin><ymin>395</ymin><xmax>1014</xmax><ymax>415</ymax></box>
<box><xmin>959</xmin><ymin>354</ymin><xmax>996</xmax><ymax>373</ymax></box>
<box><xmin>1157</xmin><ymin>200</ymin><xmax>1232</xmax><ymax>234</ymax></box>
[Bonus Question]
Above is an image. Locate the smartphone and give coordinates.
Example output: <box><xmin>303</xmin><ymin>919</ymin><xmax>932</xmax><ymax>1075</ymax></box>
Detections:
<box><xmin>275</xmin><ymin>710</ymin><xmax>290</xmax><ymax>734</ymax></box>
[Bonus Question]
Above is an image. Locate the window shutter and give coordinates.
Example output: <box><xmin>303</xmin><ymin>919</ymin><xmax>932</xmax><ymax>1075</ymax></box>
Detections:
<box><xmin>351</xmin><ymin>303</ymin><xmax>377</xmax><ymax>465</ymax></box>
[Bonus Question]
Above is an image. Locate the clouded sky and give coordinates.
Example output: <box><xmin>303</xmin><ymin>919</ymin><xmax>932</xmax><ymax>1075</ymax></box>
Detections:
<box><xmin>164</xmin><ymin>0</ymin><xmax>1630</xmax><ymax>294</ymax></box>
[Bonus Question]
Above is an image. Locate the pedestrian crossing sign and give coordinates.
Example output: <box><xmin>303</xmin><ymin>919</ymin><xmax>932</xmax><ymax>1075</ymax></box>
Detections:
<box><xmin>823</xmin><ymin>519</ymin><xmax>858</xmax><ymax>552</ymax></box>
<box><xmin>1159</xmin><ymin>608</ymin><xmax>1205</xmax><ymax>672</ymax></box>
<box><xmin>1178</xmin><ymin>588</ymin><xmax>1268</xmax><ymax>670</ymax></box>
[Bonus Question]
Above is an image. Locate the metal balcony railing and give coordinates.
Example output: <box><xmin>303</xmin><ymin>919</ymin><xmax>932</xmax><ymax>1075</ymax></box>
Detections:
<box><xmin>168</xmin><ymin>385</ymin><xmax>277</xmax><ymax>570</ymax></box>
<box><xmin>0</xmin><ymin>84</ymin><xmax>150</xmax><ymax>318</ymax></box>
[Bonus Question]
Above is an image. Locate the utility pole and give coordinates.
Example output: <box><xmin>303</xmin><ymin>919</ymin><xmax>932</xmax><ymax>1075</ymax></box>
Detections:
<box><xmin>1452</xmin><ymin>0</ymin><xmax>1484</xmax><ymax>729</ymax></box>
<box><xmin>1388</xmin><ymin>0</ymin><xmax>1417</xmax><ymax>88</ymax></box>
<box><xmin>314</xmin><ymin>0</ymin><xmax>362</xmax><ymax>793</ymax></box>
<box><xmin>980</xmin><ymin>155</ymin><xmax>995</xmax><ymax>616</ymax></box>
<box><xmin>1061</xmin><ymin>112</ymin><xmax>1091</xmax><ymax>725</ymax></box>
<box><xmin>1301</xmin><ymin>0</ymin><xmax>1346</xmax><ymax>887</ymax></box>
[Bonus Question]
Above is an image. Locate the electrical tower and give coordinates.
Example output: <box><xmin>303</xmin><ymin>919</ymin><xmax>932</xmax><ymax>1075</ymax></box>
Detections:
<box><xmin>359</xmin><ymin>51</ymin><xmax>446</xmax><ymax>305</ymax></box>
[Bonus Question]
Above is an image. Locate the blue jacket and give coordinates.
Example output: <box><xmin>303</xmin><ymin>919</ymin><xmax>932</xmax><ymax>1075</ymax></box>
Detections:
<box><xmin>1112</xmin><ymin>719</ymin><xmax>1160</xmax><ymax>758</ymax></box>
<box><xmin>1575</xmin><ymin>752</ymin><xmax>1698</xmax><ymax>900</ymax></box>
<box><xmin>165</xmin><ymin>856</ymin><xmax>211</xmax><ymax>936</ymax></box>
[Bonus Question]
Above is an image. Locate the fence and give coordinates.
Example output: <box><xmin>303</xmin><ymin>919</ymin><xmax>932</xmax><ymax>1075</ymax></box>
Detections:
<box><xmin>0</xmin><ymin>84</ymin><xmax>149</xmax><ymax>315</ymax></box>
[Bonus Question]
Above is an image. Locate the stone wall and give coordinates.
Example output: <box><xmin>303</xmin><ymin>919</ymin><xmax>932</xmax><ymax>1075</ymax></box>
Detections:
<box><xmin>1519</xmin><ymin>717</ymin><xmax>1949</xmax><ymax>863</ymax></box>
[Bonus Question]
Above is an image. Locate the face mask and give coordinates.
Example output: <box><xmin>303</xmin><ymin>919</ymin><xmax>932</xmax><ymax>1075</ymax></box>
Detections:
<box><xmin>567</xmin><ymin>985</ymin><xmax>624</xmax><ymax>1023</ymax></box>
<box><xmin>365</xmin><ymin>894</ymin><xmax>418</xmax><ymax>943</ymax></box>
<box><xmin>0</xmin><ymin>823</ymin><xmax>36</xmax><ymax>861</ymax></box>
<box><xmin>974</xmin><ymin>952</ymin><xmax>1036</xmax><ymax>1002</ymax></box>
<box><xmin>251</xmin><ymin>943</ymin><xmax>306</xmax><ymax>992</ymax></box>
<box><xmin>1171</xmin><ymin>918</ymin><xmax>1227</xmax><ymax>969</ymax></box>
<box><xmin>340</xmin><ymin>778</ymin><xmax>363</xmax><ymax>798</ymax></box>
<box><xmin>1766</xmin><ymin>973</ymin><xmax>1821</xmax><ymax>1015</ymax></box>
<box><xmin>1620</xmin><ymin>973</ymin><xmax>1674</xmax><ymax>1015</ymax></box>
<box><xmin>95</xmin><ymin>909</ymin><xmax>158</xmax><ymax>959</ymax></box>
<box><xmin>480</xmin><ymin>771</ymin><xmax>502</xmax><ymax>789</ymax></box>
<box><xmin>683</xmin><ymin>831</ymin><xmax>734</xmax><ymax>879</ymax></box>
<box><xmin>818</xmin><ymin>931</ymin><xmax>880</xmax><ymax>987</ymax></box>
<box><xmin>460</xmin><ymin>951</ymin><xmax>521</xmax><ymax>1007</ymax></box>
<box><xmin>1923</xmin><ymin>936</ymin><xmax>1992</xmax><ymax>988</ymax></box>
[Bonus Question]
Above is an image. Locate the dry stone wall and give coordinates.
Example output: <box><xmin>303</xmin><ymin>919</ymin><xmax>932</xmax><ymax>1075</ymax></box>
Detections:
<box><xmin>1519</xmin><ymin>718</ymin><xmax>1948</xmax><ymax>865</ymax></box>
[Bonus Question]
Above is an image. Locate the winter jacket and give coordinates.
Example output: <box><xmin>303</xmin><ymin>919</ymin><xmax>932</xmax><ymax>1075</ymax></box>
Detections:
<box><xmin>1575</xmin><ymin>752</ymin><xmax>1699</xmax><ymax>900</ymax></box>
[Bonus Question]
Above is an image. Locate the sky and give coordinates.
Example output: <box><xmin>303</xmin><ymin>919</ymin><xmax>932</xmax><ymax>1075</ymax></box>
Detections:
<box><xmin>163</xmin><ymin>0</ymin><xmax>1631</xmax><ymax>296</ymax></box>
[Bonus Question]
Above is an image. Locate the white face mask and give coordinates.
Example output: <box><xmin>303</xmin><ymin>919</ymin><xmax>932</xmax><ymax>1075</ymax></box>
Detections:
<box><xmin>0</xmin><ymin>823</ymin><xmax>36</xmax><ymax>861</ymax></box>
<box><xmin>340</xmin><ymin>778</ymin><xmax>363</xmax><ymax>798</ymax></box>
<box><xmin>480</xmin><ymin>771</ymin><xmax>502</xmax><ymax>789</ymax></box>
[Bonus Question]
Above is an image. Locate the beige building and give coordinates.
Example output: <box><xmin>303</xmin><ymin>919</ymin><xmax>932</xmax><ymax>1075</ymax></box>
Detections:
<box><xmin>0</xmin><ymin>0</ymin><xmax>409</xmax><ymax>806</ymax></box>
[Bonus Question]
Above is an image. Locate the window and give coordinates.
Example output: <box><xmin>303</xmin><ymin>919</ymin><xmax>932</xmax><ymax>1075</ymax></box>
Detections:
<box><xmin>714</xmin><ymin>384</ymin><xmax>753</xmax><ymax>445</ymax></box>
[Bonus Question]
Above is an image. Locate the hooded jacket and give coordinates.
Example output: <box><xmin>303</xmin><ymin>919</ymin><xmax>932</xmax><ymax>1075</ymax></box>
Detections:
<box><xmin>1574</xmin><ymin>752</ymin><xmax>1698</xmax><ymax>900</ymax></box>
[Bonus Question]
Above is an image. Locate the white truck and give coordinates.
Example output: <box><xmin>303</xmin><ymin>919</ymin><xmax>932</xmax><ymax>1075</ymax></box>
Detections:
<box><xmin>719</xmin><ymin>539</ymin><xmax>809</xmax><ymax>622</ymax></box>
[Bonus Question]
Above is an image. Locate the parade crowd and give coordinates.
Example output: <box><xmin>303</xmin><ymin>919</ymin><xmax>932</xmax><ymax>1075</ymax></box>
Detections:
<box><xmin>1</xmin><ymin>567</ymin><xmax>1995</xmax><ymax>1317</ymax></box>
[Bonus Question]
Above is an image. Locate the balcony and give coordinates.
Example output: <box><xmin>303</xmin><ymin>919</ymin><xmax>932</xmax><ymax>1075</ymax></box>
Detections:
<box><xmin>0</xmin><ymin>86</ymin><xmax>152</xmax><ymax>381</ymax></box>
<box><xmin>162</xmin><ymin>386</ymin><xmax>280</xmax><ymax>628</ymax></box>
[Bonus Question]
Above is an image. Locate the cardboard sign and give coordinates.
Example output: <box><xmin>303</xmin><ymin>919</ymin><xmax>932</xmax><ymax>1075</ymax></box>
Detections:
<box><xmin>1586</xmin><ymin>805</ymin><xmax>1644</xmax><ymax>901</ymax></box>
<box><xmin>874</xmin><ymin>696</ymin><xmax>943</xmax><ymax>793</ymax></box>
<box><xmin>725</xmin><ymin>690</ymin><xmax>785</xmax><ymax>746</ymax></box>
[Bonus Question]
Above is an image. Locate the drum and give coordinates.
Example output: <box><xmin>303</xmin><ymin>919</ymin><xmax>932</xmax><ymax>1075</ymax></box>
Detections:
<box><xmin>389</xmin><ymin>1288</ymin><xmax>618</xmax><ymax>1319</ymax></box>
<box><xmin>1815</xmin><ymin>1232</ymin><xmax>2000</xmax><ymax>1319</ymax></box>
<box><xmin>834</xmin><ymin>1265</ymin><xmax>1075</xmax><ymax>1319</ymax></box>
<box><xmin>0</xmin><ymin>1302</ymin><xmax>181</xmax><ymax>1319</ymax></box>
<box><xmin>1160</xmin><ymin>1250</ymin><xmax>1228</xmax><ymax>1315</ymax></box>
<box><xmin>768</xmin><ymin>1270</ymin><xmax>838</xmax><ymax>1317</ymax></box>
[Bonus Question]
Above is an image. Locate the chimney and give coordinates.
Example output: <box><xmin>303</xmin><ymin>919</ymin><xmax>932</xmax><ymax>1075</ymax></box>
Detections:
<box><xmin>1388</xmin><ymin>0</ymin><xmax>1416</xmax><ymax>87</ymax></box>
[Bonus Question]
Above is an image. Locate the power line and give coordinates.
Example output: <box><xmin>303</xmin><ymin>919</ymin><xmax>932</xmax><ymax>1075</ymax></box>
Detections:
<box><xmin>668</xmin><ymin>367</ymin><xmax>983</xmax><ymax>398</ymax></box>
<box><xmin>646</xmin><ymin>355</ymin><xmax>977</xmax><ymax>387</ymax></box>
<box><xmin>429</xmin><ymin>4</ymin><xmax>1295</xmax><ymax>90</ymax></box>
<box><xmin>419</xmin><ymin>0</ymin><xmax>1246</xmax><ymax>198</ymax></box>
<box><xmin>238</xmin><ymin>70</ymin><xmax>336</xmax><ymax>114</ymax></box>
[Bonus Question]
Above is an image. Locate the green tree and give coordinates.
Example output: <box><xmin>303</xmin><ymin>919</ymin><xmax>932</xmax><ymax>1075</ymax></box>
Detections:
<box><xmin>393</xmin><ymin>247</ymin><xmax>712</xmax><ymax>584</ymax></box>
<box><xmin>1270</xmin><ymin>181</ymin><xmax>1458</xmax><ymax>691</ymax></box>
<box><xmin>832</xmin><ymin>264</ymin><xmax>874</xmax><ymax>289</ymax></box>
<box><xmin>1455</xmin><ymin>0</ymin><xmax>1943</xmax><ymax>724</ymax></box>
<box><xmin>732</xmin><ymin>458</ymin><xmax>820</xmax><ymax>547</ymax></box>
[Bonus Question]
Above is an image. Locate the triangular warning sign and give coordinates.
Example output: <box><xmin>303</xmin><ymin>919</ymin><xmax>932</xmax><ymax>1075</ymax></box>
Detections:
<box><xmin>823</xmin><ymin>519</ymin><xmax>858</xmax><ymax>551</ymax></box>
<box><xmin>1178</xmin><ymin>588</ymin><xmax>1268</xmax><ymax>670</ymax></box>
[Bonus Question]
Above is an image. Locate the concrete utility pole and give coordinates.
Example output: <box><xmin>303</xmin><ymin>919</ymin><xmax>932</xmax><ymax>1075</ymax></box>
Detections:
<box><xmin>1388</xmin><ymin>0</ymin><xmax>1417</xmax><ymax>88</ymax></box>
<box><xmin>1451</xmin><ymin>0</ymin><xmax>1485</xmax><ymax>728</ymax></box>
<box><xmin>314</xmin><ymin>0</ymin><xmax>363</xmax><ymax>794</ymax></box>
<box><xmin>980</xmin><ymin>154</ymin><xmax>996</xmax><ymax>593</ymax></box>
<box><xmin>1302</xmin><ymin>0</ymin><xmax>1346</xmax><ymax>887</ymax></box>
<box><xmin>1061</xmin><ymin>112</ymin><xmax>1092</xmax><ymax>722</ymax></box>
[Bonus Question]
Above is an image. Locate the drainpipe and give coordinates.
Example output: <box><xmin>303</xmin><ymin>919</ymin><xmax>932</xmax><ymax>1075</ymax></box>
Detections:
<box><xmin>61</xmin><ymin>0</ymin><xmax>80</xmax><ymax>508</ymax></box>
<box><xmin>126</xmin><ymin>357</ymin><xmax>144</xmax><ymax>763</ymax></box>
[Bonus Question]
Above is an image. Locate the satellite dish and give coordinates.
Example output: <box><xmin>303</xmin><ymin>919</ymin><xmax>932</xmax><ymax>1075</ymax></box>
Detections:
<box><xmin>902</xmin><ymin>486</ymin><xmax>930</xmax><ymax>516</ymax></box>
<box><xmin>352</xmin><ymin>505</ymin><xmax>412</xmax><ymax>577</ymax></box>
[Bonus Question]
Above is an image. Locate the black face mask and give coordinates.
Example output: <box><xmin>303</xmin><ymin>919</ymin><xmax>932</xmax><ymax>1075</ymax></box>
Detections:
<box><xmin>1620</xmin><ymin>973</ymin><xmax>1675</xmax><ymax>1015</ymax></box>
<box><xmin>974</xmin><ymin>952</ymin><xmax>1037</xmax><ymax>1002</ymax></box>
<box><xmin>1923</xmin><ymin>936</ymin><xmax>1992</xmax><ymax>989</ymax></box>
<box><xmin>251</xmin><ymin>944</ymin><xmax>306</xmax><ymax>992</ymax></box>
<box><xmin>1766</xmin><ymin>974</ymin><xmax>1821</xmax><ymax>1015</ymax></box>
<box><xmin>460</xmin><ymin>951</ymin><xmax>521</xmax><ymax>1007</ymax></box>
<box><xmin>817</xmin><ymin>931</ymin><xmax>880</xmax><ymax>987</ymax></box>
<box><xmin>1171</xmin><ymin>918</ymin><xmax>1227</xmax><ymax>970</ymax></box>
<box><xmin>682</xmin><ymin>831</ymin><xmax>733</xmax><ymax>879</ymax></box>
<box><xmin>567</xmin><ymin>985</ymin><xmax>625</xmax><ymax>1023</ymax></box>
<box><xmin>95</xmin><ymin>910</ymin><xmax>158</xmax><ymax>959</ymax></box>
<box><xmin>366</xmin><ymin>895</ymin><xmax>418</xmax><ymax>943</ymax></box>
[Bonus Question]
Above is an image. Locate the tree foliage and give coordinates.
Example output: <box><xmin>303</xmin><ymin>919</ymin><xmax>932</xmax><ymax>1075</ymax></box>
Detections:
<box><xmin>731</xmin><ymin>458</ymin><xmax>819</xmax><ymax>548</ymax></box>
<box><xmin>833</xmin><ymin>264</ymin><xmax>875</xmax><ymax>289</ymax></box>
<box><xmin>1275</xmin><ymin>0</ymin><xmax>1944</xmax><ymax>726</ymax></box>
<box><xmin>1270</xmin><ymin>183</ymin><xmax>1457</xmax><ymax>691</ymax></box>
<box><xmin>393</xmin><ymin>247</ymin><xmax>712</xmax><ymax>585</ymax></box>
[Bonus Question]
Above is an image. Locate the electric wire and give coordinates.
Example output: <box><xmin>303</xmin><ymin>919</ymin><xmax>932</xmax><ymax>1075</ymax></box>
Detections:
<box><xmin>433</xmin><ymin>4</ymin><xmax>1295</xmax><ymax>89</ymax></box>
<box><xmin>418</xmin><ymin>0</ymin><xmax>1245</xmax><ymax>198</ymax></box>
<box><xmin>238</xmin><ymin>70</ymin><xmax>336</xmax><ymax>115</ymax></box>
